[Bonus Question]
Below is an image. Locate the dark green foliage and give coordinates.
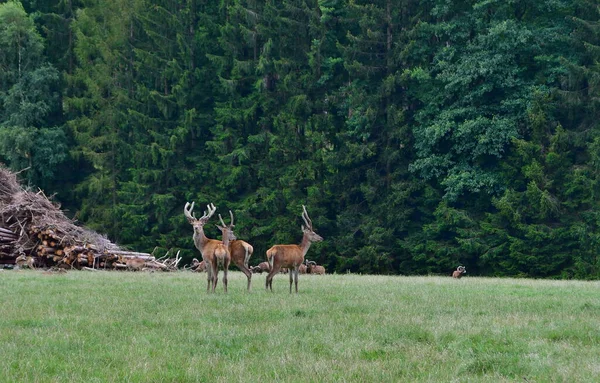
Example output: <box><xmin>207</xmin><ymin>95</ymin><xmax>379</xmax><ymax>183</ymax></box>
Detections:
<box><xmin>0</xmin><ymin>1</ymin><xmax>67</xmax><ymax>187</ymax></box>
<box><xmin>5</xmin><ymin>0</ymin><xmax>600</xmax><ymax>278</ymax></box>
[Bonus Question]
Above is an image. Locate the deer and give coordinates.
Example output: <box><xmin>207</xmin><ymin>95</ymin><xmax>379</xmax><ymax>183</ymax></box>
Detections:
<box><xmin>125</xmin><ymin>257</ymin><xmax>146</xmax><ymax>271</ymax></box>
<box><xmin>452</xmin><ymin>265</ymin><xmax>466</xmax><ymax>279</ymax></box>
<box><xmin>265</xmin><ymin>205</ymin><xmax>323</xmax><ymax>293</ymax></box>
<box><xmin>218</xmin><ymin>210</ymin><xmax>254</xmax><ymax>291</ymax></box>
<box><xmin>184</xmin><ymin>201</ymin><xmax>232</xmax><ymax>292</ymax></box>
<box><xmin>251</xmin><ymin>262</ymin><xmax>271</xmax><ymax>273</ymax></box>
<box><xmin>190</xmin><ymin>258</ymin><xmax>206</xmax><ymax>272</ymax></box>
<box><xmin>209</xmin><ymin>213</ymin><xmax>236</xmax><ymax>293</ymax></box>
<box><xmin>306</xmin><ymin>260</ymin><xmax>325</xmax><ymax>275</ymax></box>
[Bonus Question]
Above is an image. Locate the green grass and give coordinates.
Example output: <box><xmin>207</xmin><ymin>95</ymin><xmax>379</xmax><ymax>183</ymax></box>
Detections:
<box><xmin>1</xmin><ymin>270</ymin><xmax>599</xmax><ymax>382</ymax></box>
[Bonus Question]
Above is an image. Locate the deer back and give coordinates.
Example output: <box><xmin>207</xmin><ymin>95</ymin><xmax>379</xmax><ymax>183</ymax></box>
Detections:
<box><xmin>268</xmin><ymin>244</ymin><xmax>304</xmax><ymax>268</ymax></box>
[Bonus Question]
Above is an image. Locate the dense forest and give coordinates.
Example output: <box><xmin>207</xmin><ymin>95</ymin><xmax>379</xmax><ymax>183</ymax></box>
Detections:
<box><xmin>1</xmin><ymin>0</ymin><xmax>599</xmax><ymax>278</ymax></box>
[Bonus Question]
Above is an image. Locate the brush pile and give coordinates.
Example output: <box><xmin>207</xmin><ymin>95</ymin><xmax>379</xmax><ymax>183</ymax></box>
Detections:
<box><xmin>0</xmin><ymin>166</ymin><xmax>180</xmax><ymax>271</ymax></box>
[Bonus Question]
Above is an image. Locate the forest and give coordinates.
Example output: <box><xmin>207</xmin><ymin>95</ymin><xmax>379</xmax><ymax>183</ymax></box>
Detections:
<box><xmin>0</xmin><ymin>0</ymin><xmax>599</xmax><ymax>278</ymax></box>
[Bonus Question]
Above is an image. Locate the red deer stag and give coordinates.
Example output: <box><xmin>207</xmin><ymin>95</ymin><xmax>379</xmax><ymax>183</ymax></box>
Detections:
<box><xmin>184</xmin><ymin>202</ymin><xmax>228</xmax><ymax>292</ymax></box>
<box><xmin>265</xmin><ymin>205</ymin><xmax>323</xmax><ymax>293</ymax></box>
<box><xmin>452</xmin><ymin>265</ymin><xmax>466</xmax><ymax>279</ymax></box>
<box><xmin>219</xmin><ymin>211</ymin><xmax>254</xmax><ymax>291</ymax></box>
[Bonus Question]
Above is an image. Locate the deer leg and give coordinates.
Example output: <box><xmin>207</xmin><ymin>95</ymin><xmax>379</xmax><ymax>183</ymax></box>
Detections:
<box><xmin>244</xmin><ymin>266</ymin><xmax>252</xmax><ymax>291</ymax></box>
<box><xmin>205</xmin><ymin>261</ymin><xmax>213</xmax><ymax>293</ymax></box>
<box><xmin>289</xmin><ymin>268</ymin><xmax>294</xmax><ymax>294</ymax></box>
<box><xmin>266</xmin><ymin>265</ymin><xmax>279</xmax><ymax>292</ymax></box>
<box><xmin>293</xmin><ymin>266</ymin><xmax>300</xmax><ymax>293</ymax></box>
<box><xmin>234</xmin><ymin>258</ymin><xmax>253</xmax><ymax>292</ymax></box>
<box><xmin>223</xmin><ymin>258</ymin><xmax>229</xmax><ymax>293</ymax></box>
<box><xmin>211</xmin><ymin>262</ymin><xmax>219</xmax><ymax>293</ymax></box>
<box><xmin>243</xmin><ymin>246</ymin><xmax>250</xmax><ymax>268</ymax></box>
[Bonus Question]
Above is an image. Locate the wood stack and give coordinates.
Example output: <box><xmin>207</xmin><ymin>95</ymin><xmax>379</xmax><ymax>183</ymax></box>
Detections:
<box><xmin>0</xmin><ymin>166</ymin><xmax>179</xmax><ymax>271</ymax></box>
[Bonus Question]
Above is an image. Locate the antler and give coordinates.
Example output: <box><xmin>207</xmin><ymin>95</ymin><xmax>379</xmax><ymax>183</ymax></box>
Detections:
<box><xmin>301</xmin><ymin>205</ymin><xmax>313</xmax><ymax>229</ymax></box>
<box><xmin>184</xmin><ymin>201</ymin><xmax>216</xmax><ymax>223</ymax></box>
<box><xmin>184</xmin><ymin>202</ymin><xmax>196</xmax><ymax>222</ymax></box>
<box><xmin>218</xmin><ymin>210</ymin><xmax>234</xmax><ymax>227</ymax></box>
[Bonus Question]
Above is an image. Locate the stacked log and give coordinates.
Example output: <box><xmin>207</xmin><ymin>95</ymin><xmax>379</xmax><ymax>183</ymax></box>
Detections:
<box><xmin>0</xmin><ymin>166</ymin><xmax>178</xmax><ymax>271</ymax></box>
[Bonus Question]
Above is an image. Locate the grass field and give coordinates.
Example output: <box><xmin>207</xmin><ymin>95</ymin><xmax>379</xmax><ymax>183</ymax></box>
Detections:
<box><xmin>1</xmin><ymin>270</ymin><xmax>599</xmax><ymax>382</ymax></box>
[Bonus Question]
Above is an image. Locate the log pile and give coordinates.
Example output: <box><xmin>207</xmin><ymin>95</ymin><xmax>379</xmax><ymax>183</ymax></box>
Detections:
<box><xmin>0</xmin><ymin>166</ymin><xmax>178</xmax><ymax>271</ymax></box>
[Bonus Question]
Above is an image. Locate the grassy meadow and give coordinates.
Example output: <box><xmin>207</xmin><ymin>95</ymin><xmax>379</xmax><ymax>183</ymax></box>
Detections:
<box><xmin>0</xmin><ymin>270</ymin><xmax>599</xmax><ymax>382</ymax></box>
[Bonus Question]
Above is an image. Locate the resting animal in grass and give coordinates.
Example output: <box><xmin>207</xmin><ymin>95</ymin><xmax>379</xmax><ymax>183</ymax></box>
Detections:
<box><xmin>306</xmin><ymin>261</ymin><xmax>325</xmax><ymax>275</ymax></box>
<box><xmin>452</xmin><ymin>265</ymin><xmax>466</xmax><ymax>279</ymax></box>
<box><xmin>250</xmin><ymin>262</ymin><xmax>271</xmax><ymax>274</ymax></box>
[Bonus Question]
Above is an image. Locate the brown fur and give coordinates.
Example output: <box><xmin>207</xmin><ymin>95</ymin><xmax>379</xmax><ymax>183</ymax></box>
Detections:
<box><xmin>452</xmin><ymin>266</ymin><xmax>466</xmax><ymax>279</ymax></box>
<box><xmin>191</xmin><ymin>258</ymin><xmax>206</xmax><ymax>272</ymax></box>
<box><xmin>229</xmin><ymin>239</ymin><xmax>254</xmax><ymax>290</ymax></box>
<box><xmin>265</xmin><ymin>206</ymin><xmax>323</xmax><ymax>293</ymax></box>
<box><xmin>125</xmin><ymin>257</ymin><xmax>146</xmax><ymax>271</ymax></box>
<box><xmin>251</xmin><ymin>261</ymin><xmax>271</xmax><ymax>273</ymax></box>
<box><xmin>185</xmin><ymin>202</ymin><xmax>231</xmax><ymax>292</ymax></box>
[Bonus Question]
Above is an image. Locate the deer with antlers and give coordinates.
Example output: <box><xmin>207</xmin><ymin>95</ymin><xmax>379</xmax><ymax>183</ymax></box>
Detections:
<box><xmin>184</xmin><ymin>202</ymin><xmax>235</xmax><ymax>292</ymax></box>
<box><xmin>265</xmin><ymin>205</ymin><xmax>323</xmax><ymax>293</ymax></box>
<box><xmin>215</xmin><ymin>210</ymin><xmax>255</xmax><ymax>291</ymax></box>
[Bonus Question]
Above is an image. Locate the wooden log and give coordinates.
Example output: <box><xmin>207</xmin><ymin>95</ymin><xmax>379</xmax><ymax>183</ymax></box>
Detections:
<box><xmin>39</xmin><ymin>247</ymin><xmax>56</xmax><ymax>254</ymax></box>
<box><xmin>106</xmin><ymin>250</ymin><xmax>153</xmax><ymax>258</ymax></box>
<box><xmin>0</xmin><ymin>227</ymin><xmax>16</xmax><ymax>235</ymax></box>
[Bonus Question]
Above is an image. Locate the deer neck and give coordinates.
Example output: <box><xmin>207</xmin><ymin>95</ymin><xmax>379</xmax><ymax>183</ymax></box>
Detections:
<box><xmin>299</xmin><ymin>234</ymin><xmax>313</xmax><ymax>257</ymax></box>
<box><xmin>222</xmin><ymin>231</ymin><xmax>230</xmax><ymax>248</ymax></box>
<box><xmin>193</xmin><ymin>227</ymin><xmax>211</xmax><ymax>253</ymax></box>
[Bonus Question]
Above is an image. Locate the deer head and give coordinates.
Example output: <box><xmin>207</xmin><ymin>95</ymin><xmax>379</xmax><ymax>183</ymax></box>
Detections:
<box><xmin>217</xmin><ymin>210</ymin><xmax>237</xmax><ymax>245</ymax></box>
<box><xmin>184</xmin><ymin>201</ymin><xmax>216</xmax><ymax>233</ymax></box>
<box><xmin>301</xmin><ymin>205</ymin><xmax>323</xmax><ymax>243</ymax></box>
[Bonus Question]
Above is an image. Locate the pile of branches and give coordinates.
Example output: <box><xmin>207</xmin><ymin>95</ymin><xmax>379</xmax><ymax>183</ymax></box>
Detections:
<box><xmin>0</xmin><ymin>166</ymin><xmax>179</xmax><ymax>271</ymax></box>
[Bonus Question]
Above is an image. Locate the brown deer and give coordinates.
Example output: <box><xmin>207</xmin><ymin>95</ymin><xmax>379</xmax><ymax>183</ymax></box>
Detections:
<box><xmin>218</xmin><ymin>210</ymin><xmax>254</xmax><ymax>291</ymax></box>
<box><xmin>184</xmin><ymin>201</ymin><xmax>227</xmax><ymax>292</ymax></box>
<box><xmin>452</xmin><ymin>265</ymin><xmax>466</xmax><ymax>278</ymax></box>
<box><xmin>251</xmin><ymin>262</ymin><xmax>271</xmax><ymax>273</ymax></box>
<box><xmin>126</xmin><ymin>257</ymin><xmax>146</xmax><ymax>271</ymax></box>
<box><xmin>191</xmin><ymin>258</ymin><xmax>206</xmax><ymax>272</ymax></box>
<box><xmin>210</xmin><ymin>213</ymin><xmax>236</xmax><ymax>293</ymax></box>
<box><xmin>306</xmin><ymin>260</ymin><xmax>325</xmax><ymax>275</ymax></box>
<box><xmin>266</xmin><ymin>205</ymin><xmax>323</xmax><ymax>293</ymax></box>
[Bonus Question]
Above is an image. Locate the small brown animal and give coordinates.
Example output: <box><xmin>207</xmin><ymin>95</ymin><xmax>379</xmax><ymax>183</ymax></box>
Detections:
<box><xmin>250</xmin><ymin>261</ymin><xmax>271</xmax><ymax>274</ymax></box>
<box><xmin>306</xmin><ymin>261</ymin><xmax>325</xmax><ymax>275</ymax></box>
<box><xmin>191</xmin><ymin>258</ymin><xmax>207</xmax><ymax>272</ymax></box>
<box><xmin>126</xmin><ymin>257</ymin><xmax>146</xmax><ymax>271</ymax></box>
<box><xmin>452</xmin><ymin>266</ymin><xmax>466</xmax><ymax>278</ymax></box>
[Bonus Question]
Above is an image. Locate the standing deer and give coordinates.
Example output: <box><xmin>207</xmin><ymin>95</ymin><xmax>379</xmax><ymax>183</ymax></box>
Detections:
<box><xmin>266</xmin><ymin>205</ymin><xmax>323</xmax><ymax>293</ymax></box>
<box><xmin>210</xmin><ymin>213</ymin><xmax>236</xmax><ymax>293</ymax></box>
<box><xmin>184</xmin><ymin>202</ymin><xmax>229</xmax><ymax>292</ymax></box>
<box><xmin>219</xmin><ymin>210</ymin><xmax>254</xmax><ymax>291</ymax></box>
